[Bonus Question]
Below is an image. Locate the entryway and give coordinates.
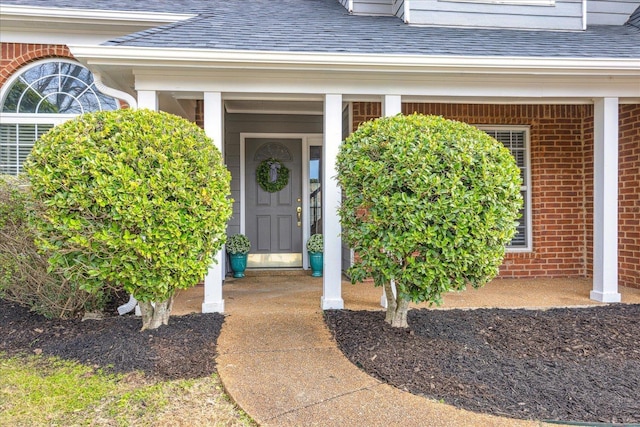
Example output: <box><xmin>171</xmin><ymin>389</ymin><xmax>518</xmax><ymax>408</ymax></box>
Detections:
<box><xmin>241</xmin><ymin>133</ymin><xmax>323</xmax><ymax>270</ymax></box>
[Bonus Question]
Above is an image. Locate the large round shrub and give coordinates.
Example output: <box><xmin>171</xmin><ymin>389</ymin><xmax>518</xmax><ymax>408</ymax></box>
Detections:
<box><xmin>25</xmin><ymin>109</ymin><xmax>232</xmax><ymax>329</ymax></box>
<box><xmin>336</xmin><ymin>114</ymin><xmax>523</xmax><ymax>327</ymax></box>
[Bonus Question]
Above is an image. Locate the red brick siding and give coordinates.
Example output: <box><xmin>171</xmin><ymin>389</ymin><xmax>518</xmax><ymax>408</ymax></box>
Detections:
<box><xmin>619</xmin><ymin>104</ymin><xmax>640</xmax><ymax>289</ymax></box>
<box><xmin>583</xmin><ymin>109</ymin><xmax>594</xmax><ymax>285</ymax></box>
<box><xmin>352</xmin><ymin>102</ymin><xmax>593</xmax><ymax>279</ymax></box>
<box><xmin>1</xmin><ymin>43</ymin><xmax>74</xmax><ymax>87</ymax></box>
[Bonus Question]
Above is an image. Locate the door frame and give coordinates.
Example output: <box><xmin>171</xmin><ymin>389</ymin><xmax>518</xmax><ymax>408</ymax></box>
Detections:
<box><xmin>240</xmin><ymin>132</ymin><xmax>323</xmax><ymax>269</ymax></box>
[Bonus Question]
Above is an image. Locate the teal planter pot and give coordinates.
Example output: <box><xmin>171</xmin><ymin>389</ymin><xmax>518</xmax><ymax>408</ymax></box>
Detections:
<box><xmin>308</xmin><ymin>252</ymin><xmax>323</xmax><ymax>277</ymax></box>
<box><xmin>229</xmin><ymin>253</ymin><xmax>248</xmax><ymax>278</ymax></box>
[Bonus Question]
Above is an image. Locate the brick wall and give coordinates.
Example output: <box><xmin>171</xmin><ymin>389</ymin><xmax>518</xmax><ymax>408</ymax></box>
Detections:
<box><xmin>583</xmin><ymin>110</ymin><xmax>594</xmax><ymax>285</ymax></box>
<box><xmin>619</xmin><ymin>104</ymin><xmax>640</xmax><ymax>289</ymax></box>
<box><xmin>352</xmin><ymin>102</ymin><xmax>593</xmax><ymax>280</ymax></box>
<box><xmin>1</xmin><ymin>43</ymin><xmax>73</xmax><ymax>86</ymax></box>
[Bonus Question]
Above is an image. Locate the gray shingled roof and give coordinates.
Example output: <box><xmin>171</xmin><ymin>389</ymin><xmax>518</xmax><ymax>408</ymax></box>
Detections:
<box><xmin>3</xmin><ymin>0</ymin><xmax>640</xmax><ymax>58</ymax></box>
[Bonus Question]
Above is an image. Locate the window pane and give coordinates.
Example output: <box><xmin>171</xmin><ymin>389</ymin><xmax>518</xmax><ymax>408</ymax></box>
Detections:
<box><xmin>309</xmin><ymin>146</ymin><xmax>322</xmax><ymax>236</ymax></box>
<box><xmin>31</xmin><ymin>74</ymin><xmax>60</xmax><ymax>98</ymax></box>
<box><xmin>95</xmin><ymin>87</ymin><xmax>119</xmax><ymax>110</ymax></box>
<box><xmin>509</xmin><ymin>190</ymin><xmax>528</xmax><ymax>247</ymax></box>
<box><xmin>78</xmin><ymin>92</ymin><xmax>104</xmax><ymax>113</ymax></box>
<box><xmin>20</xmin><ymin>62</ymin><xmax>58</xmax><ymax>85</ymax></box>
<box><xmin>0</xmin><ymin>124</ymin><xmax>54</xmax><ymax>175</ymax></box>
<box><xmin>0</xmin><ymin>124</ymin><xmax>18</xmax><ymax>175</ymax></box>
<box><xmin>16</xmin><ymin>86</ymin><xmax>45</xmax><ymax>114</ymax></box>
<box><xmin>1</xmin><ymin>61</ymin><xmax>120</xmax><ymax>114</ymax></box>
<box><xmin>483</xmin><ymin>129</ymin><xmax>528</xmax><ymax>249</ymax></box>
<box><xmin>2</xmin><ymin>80</ymin><xmax>29</xmax><ymax>113</ymax></box>
<box><xmin>40</xmin><ymin>93</ymin><xmax>82</xmax><ymax>114</ymax></box>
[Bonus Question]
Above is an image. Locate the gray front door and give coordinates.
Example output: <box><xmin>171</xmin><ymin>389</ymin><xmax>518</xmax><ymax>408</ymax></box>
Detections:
<box><xmin>246</xmin><ymin>138</ymin><xmax>303</xmax><ymax>267</ymax></box>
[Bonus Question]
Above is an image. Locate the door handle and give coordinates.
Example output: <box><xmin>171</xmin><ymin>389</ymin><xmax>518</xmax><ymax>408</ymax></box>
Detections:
<box><xmin>297</xmin><ymin>206</ymin><xmax>302</xmax><ymax>227</ymax></box>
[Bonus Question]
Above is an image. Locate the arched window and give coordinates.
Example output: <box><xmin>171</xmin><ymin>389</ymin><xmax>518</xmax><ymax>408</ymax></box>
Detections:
<box><xmin>0</xmin><ymin>59</ymin><xmax>120</xmax><ymax>175</ymax></box>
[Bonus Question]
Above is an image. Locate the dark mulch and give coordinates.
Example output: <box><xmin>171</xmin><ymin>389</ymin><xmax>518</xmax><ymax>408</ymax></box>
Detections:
<box><xmin>4</xmin><ymin>296</ymin><xmax>639</xmax><ymax>424</ymax></box>
<box><xmin>0</xmin><ymin>298</ymin><xmax>224</xmax><ymax>380</ymax></box>
<box><xmin>325</xmin><ymin>305</ymin><xmax>640</xmax><ymax>425</ymax></box>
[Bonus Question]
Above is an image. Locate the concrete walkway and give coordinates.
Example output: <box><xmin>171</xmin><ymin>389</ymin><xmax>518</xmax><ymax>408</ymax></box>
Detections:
<box><xmin>173</xmin><ymin>276</ymin><xmax>640</xmax><ymax>426</ymax></box>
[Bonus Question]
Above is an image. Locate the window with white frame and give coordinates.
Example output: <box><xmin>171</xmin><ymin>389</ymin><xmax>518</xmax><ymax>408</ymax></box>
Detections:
<box><xmin>480</xmin><ymin>126</ymin><xmax>532</xmax><ymax>251</ymax></box>
<box><xmin>0</xmin><ymin>59</ymin><xmax>120</xmax><ymax>175</ymax></box>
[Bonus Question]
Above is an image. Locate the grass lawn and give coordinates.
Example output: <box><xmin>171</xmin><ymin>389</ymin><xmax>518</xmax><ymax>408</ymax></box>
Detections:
<box><xmin>0</xmin><ymin>353</ymin><xmax>255</xmax><ymax>426</ymax></box>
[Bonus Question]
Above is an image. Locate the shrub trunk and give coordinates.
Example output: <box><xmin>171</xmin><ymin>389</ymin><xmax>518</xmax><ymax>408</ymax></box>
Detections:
<box><xmin>139</xmin><ymin>294</ymin><xmax>174</xmax><ymax>330</ymax></box>
<box><xmin>383</xmin><ymin>280</ymin><xmax>409</xmax><ymax>328</ymax></box>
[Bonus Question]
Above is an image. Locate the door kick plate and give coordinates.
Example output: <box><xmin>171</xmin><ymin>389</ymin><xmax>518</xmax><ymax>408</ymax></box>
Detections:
<box><xmin>247</xmin><ymin>253</ymin><xmax>303</xmax><ymax>268</ymax></box>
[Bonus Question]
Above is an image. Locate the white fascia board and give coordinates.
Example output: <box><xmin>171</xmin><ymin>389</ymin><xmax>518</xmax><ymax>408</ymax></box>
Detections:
<box><xmin>132</xmin><ymin>71</ymin><xmax>640</xmax><ymax>99</ymax></box>
<box><xmin>1</xmin><ymin>6</ymin><xmax>195</xmax><ymax>46</ymax></box>
<box><xmin>0</xmin><ymin>5</ymin><xmax>195</xmax><ymax>25</ymax></box>
<box><xmin>69</xmin><ymin>45</ymin><xmax>640</xmax><ymax>76</ymax></box>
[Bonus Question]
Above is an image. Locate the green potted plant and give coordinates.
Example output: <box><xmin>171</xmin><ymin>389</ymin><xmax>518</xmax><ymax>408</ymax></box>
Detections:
<box><xmin>227</xmin><ymin>234</ymin><xmax>251</xmax><ymax>278</ymax></box>
<box><xmin>307</xmin><ymin>234</ymin><xmax>323</xmax><ymax>277</ymax></box>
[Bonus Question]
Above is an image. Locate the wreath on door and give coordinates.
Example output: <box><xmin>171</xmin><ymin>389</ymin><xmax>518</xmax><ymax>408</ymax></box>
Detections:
<box><xmin>257</xmin><ymin>158</ymin><xmax>289</xmax><ymax>193</ymax></box>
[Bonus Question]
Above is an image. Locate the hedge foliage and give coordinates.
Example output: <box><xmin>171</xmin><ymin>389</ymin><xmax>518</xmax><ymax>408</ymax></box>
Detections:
<box><xmin>0</xmin><ymin>175</ymin><xmax>107</xmax><ymax>318</ymax></box>
<box><xmin>25</xmin><ymin>109</ymin><xmax>232</xmax><ymax>304</ymax></box>
<box><xmin>336</xmin><ymin>114</ymin><xmax>523</xmax><ymax>305</ymax></box>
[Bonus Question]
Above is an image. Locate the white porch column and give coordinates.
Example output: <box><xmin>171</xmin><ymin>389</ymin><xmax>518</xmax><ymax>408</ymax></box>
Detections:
<box><xmin>380</xmin><ymin>95</ymin><xmax>402</xmax><ymax>308</ymax></box>
<box><xmin>322</xmin><ymin>94</ymin><xmax>345</xmax><ymax>310</ymax></box>
<box><xmin>202</xmin><ymin>91</ymin><xmax>226</xmax><ymax>313</ymax></box>
<box><xmin>591</xmin><ymin>97</ymin><xmax>621</xmax><ymax>303</ymax></box>
<box><xmin>137</xmin><ymin>90</ymin><xmax>157</xmax><ymax>110</ymax></box>
<box><xmin>382</xmin><ymin>95</ymin><xmax>402</xmax><ymax>118</ymax></box>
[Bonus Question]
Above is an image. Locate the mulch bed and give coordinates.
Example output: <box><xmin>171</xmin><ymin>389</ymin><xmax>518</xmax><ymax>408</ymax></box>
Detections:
<box><xmin>325</xmin><ymin>304</ymin><xmax>640</xmax><ymax>425</ymax></box>
<box><xmin>4</xmin><ymin>297</ymin><xmax>639</xmax><ymax>424</ymax></box>
<box><xmin>0</xmin><ymin>298</ymin><xmax>223</xmax><ymax>380</ymax></box>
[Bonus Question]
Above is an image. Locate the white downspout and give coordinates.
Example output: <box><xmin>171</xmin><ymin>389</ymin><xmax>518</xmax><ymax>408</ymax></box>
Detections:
<box><xmin>117</xmin><ymin>294</ymin><xmax>138</xmax><ymax>315</ymax></box>
<box><xmin>92</xmin><ymin>72</ymin><xmax>138</xmax><ymax>109</ymax></box>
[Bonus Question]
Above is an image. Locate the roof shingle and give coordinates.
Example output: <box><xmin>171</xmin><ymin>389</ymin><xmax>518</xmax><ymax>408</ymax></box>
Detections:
<box><xmin>2</xmin><ymin>0</ymin><xmax>640</xmax><ymax>58</ymax></box>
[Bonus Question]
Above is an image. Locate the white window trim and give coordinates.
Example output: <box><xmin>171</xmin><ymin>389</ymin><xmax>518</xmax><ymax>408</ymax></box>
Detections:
<box><xmin>477</xmin><ymin>125</ymin><xmax>533</xmax><ymax>253</ymax></box>
<box><xmin>0</xmin><ymin>114</ymin><xmax>76</xmax><ymax>124</ymax></box>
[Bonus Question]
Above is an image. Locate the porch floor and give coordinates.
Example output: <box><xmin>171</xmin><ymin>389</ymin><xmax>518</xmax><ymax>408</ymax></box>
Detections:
<box><xmin>173</xmin><ymin>276</ymin><xmax>640</xmax><ymax>315</ymax></box>
<box><xmin>171</xmin><ymin>277</ymin><xmax>640</xmax><ymax>426</ymax></box>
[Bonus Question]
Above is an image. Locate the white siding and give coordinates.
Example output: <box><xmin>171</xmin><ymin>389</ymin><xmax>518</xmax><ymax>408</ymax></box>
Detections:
<box><xmin>587</xmin><ymin>0</ymin><xmax>639</xmax><ymax>25</ymax></box>
<box><xmin>352</xmin><ymin>0</ymin><xmax>394</xmax><ymax>15</ymax></box>
<box><xmin>337</xmin><ymin>0</ymin><xmax>351</xmax><ymax>11</ymax></box>
<box><xmin>407</xmin><ymin>0</ymin><xmax>584</xmax><ymax>30</ymax></box>
<box><xmin>393</xmin><ymin>0</ymin><xmax>406</xmax><ymax>20</ymax></box>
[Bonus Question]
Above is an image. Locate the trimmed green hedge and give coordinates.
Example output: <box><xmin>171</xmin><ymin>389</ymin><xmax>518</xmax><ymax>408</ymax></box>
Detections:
<box><xmin>337</xmin><ymin>114</ymin><xmax>523</xmax><ymax>308</ymax></box>
<box><xmin>25</xmin><ymin>109</ymin><xmax>232</xmax><ymax>305</ymax></box>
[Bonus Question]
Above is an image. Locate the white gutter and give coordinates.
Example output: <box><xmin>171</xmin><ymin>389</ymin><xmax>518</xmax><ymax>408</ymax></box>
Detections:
<box><xmin>69</xmin><ymin>45</ymin><xmax>640</xmax><ymax>76</ymax></box>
